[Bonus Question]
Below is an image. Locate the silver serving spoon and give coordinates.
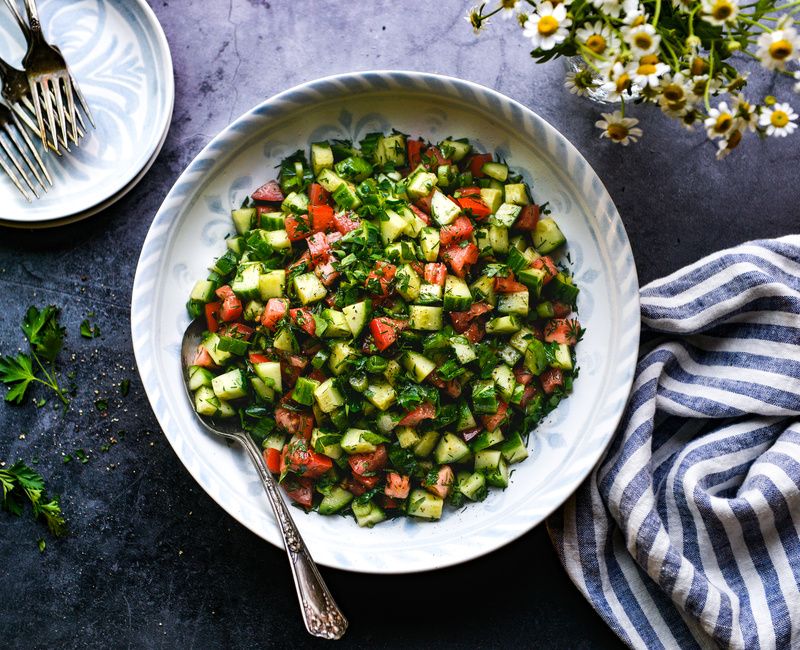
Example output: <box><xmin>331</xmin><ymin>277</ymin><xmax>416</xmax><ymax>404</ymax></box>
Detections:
<box><xmin>181</xmin><ymin>317</ymin><xmax>348</xmax><ymax>640</ymax></box>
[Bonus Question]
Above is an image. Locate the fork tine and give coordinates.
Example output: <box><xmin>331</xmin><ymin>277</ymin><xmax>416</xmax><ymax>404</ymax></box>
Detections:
<box><xmin>19</xmin><ymin>95</ymin><xmax>75</xmax><ymax>151</ymax></box>
<box><xmin>53</xmin><ymin>76</ymin><xmax>68</xmax><ymax>148</ymax></box>
<box><xmin>0</xmin><ymin>147</ymin><xmax>32</xmax><ymax>201</ymax></box>
<box><xmin>0</xmin><ymin>129</ymin><xmax>38</xmax><ymax>196</ymax></box>
<box><xmin>29</xmin><ymin>78</ymin><xmax>48</xmax><ymax>149</ymax></box>
<box><xmin>63</xmin><ymin>73</ymin><xmax>78</xmax><ymax>142</ymax></box>
<box><xmin>69</xmin><ymin>71</ymin><xmax>94</xmax><ymax>128</ymax></box>
<box><xmin>41</xmin><ymin>78</ymin><xmax>59</xmax><ymax>155</ymax></box>
<box><xmin>10</xmin><ymin>110</ymin><xmax>51</xmax><ymax>187</ymax></box>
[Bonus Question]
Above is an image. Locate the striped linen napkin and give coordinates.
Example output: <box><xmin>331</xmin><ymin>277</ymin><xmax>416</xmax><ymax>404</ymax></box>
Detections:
<box><xmin>548</xmin><ymin>236</ymin><xmax>800</xmax><ymax>649</ymax></box>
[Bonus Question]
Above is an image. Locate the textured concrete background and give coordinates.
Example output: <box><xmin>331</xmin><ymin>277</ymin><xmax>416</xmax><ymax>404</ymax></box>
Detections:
<box><xmin>0</xmin><ymin>0</ymin><xmax>798</xmax><ymax>648</ymax></box>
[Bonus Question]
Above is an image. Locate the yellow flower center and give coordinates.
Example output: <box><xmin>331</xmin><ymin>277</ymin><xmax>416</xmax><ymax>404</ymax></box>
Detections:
<box><xmin>715</xmin><ymin>113</ymin><xmax>733</xmax><ymax>133</ymax></box>
<box><xmin>711</xmin><ymin>0</ymin><xmax>733</xmax><ymax>21</ymax></box>
<box><xmin>769</xmin><ymin>39</ymin><xmax>793</xmax><ymax>60</ymax></box>
<box><xmin>771</xmin><ymin>110</ymin><xmax>789</xmax><ymax>127</ymax></box>
<box><xmin>538</xmin><ymin>15</ymin><xmax>559</xmax><ymax>36</ymax></box>
<box><xmin>631</xmin><ymin>16</ymin><xmax>646</xmax><ymax>26</ymax></box>
<box><xmin>663</xmin><ymin>84</ymin><xmax>685</xmax><ymax>102</ymax></box>
<box><xmin>615</xmin><ymin>73</ymin><xmax>632</xmax><ymax>93</ymax></box>
<box><xmin>726</xmin><ymin>130</ymin><xmax>742</xmax><ymax>150</ymax></box>
<box><xmin>691</xmin><ymin>57</ymin><xmax>709</xmax><ymax>76</ymax></box>
<box><xmin>607</xmin><ymin>124</ymin><xmax>630</xmax><ymax>141</ymax></box>
<box><xmin>637</xmin><ymin>63</ymin><xmax>658</xmax><ymax>76</ymax></box>
<box><xmin>586</xmin><ymin>34</ymin><xmax>607</xmax><ymax>53</ymax></box>
<box><xmin>501</xmin><ymin>0</ymin><xmax>517</xmax><ymax>7</ymax></box>
<box><xmin>633</xmin><ymin>32</ymin><xmax>653</xmax><ymax>51</ymax></box>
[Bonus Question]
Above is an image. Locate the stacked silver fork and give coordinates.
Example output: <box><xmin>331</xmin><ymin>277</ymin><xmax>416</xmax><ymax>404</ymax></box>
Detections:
<box><xmin>0</xmin><ymin>0</ymin><xmax>94</xmax><ymax>201</ymax></box>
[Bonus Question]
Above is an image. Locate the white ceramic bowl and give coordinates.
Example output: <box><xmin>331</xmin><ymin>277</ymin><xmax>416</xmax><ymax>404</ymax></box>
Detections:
<box><xmin>132</xmin><ymin>71</ymin><xmax>640</xmax><ymax>574</ymax></box>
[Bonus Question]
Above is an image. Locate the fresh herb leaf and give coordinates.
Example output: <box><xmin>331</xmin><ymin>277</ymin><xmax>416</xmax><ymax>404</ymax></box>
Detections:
<box><xmin>22</xmin><ymin>306</ymin><xmax>65</xmax><ymax>362</ymax></box>
<box><xmin>0</xmin><ymin>461</ymin><xmax>66</xmax><ymax>538</ymax></box>
<box><xmin>120</xmin><ymin>379</ymin><xmax>130</xmax><ymax>396</ymax></box>
<box><xmin>95</xmin><ymin>399</ymin><xmax>108</xmax><ymax>412</ymax></box>
<box><xmin>0</xmin><ymin>354</ymin><xmax>36</xmax><ymax>404</ymax></box>
<box><xmin>80</xmin><ymin>319</ymin><xmax>101</xmax><ymax>338</ymax></box>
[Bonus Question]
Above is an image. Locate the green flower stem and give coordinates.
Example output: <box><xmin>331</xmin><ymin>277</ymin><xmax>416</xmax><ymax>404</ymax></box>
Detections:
<box><xmin>31</xmin><ymin>354</ymin><xmax>69</xmax><ymax>406</ymax></box>
<box><xmin>652</xmin><ymin>0</ymin><xmax>663</xmax><ymax>26</ymax></box>
<box><xmin>703</xmin><ymin>44</ymin><xmax>716</xmax><ymax>112</ymax></box>
<box><xmin>773</xmin><ymin>0</ymin><xmax>800</xmax><ymax>10</ymax></box>
<box><xmin>737</xmin><ymin>16</ymin><xmax>774</xmax><ymax>31</ymax></box>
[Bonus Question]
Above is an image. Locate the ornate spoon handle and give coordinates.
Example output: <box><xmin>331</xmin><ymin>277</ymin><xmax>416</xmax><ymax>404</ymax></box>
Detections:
<box><xmin>240</xmin><ymin>434</ymin><xmax>348</xmax><ymax>640</ymax></box>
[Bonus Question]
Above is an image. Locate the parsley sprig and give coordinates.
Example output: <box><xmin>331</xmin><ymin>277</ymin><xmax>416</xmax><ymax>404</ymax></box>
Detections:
<box><xmin>0</xmin><ymin>306</ymin><xmax>69</xmax><ymax>405</ymax></box>
<box><xmin>0</xmin><ymin>461</ymin><xmax>66</xmax><ymax>537</ymax></box>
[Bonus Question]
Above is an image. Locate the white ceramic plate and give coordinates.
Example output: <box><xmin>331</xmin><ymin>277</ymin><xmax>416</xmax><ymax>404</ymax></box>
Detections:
<box><xmin>132</xmin><ymin>71</ymin><xmax>640</xmax><ymax>574</ymax></box>
<box><xmin>0</xmin><ymin>0</ymin><xmax>174</xmax><ymax>226</ymax></box>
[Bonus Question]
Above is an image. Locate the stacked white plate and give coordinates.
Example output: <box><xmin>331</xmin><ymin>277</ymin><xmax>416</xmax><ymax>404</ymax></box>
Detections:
<box><xmin>0</xmin><ymin>0</ymin><xmax>174</xmax><ymax>228</ymax></box>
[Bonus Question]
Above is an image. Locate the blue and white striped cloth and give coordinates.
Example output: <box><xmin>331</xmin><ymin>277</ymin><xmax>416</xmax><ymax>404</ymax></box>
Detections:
<box><xmin>548</xmin><ymin>236</ymin><xmax>800</xmax><ymax>649</ymax></box>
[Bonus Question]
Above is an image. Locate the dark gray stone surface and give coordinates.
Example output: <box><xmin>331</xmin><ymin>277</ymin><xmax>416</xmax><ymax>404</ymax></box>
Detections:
<box><xmin>0</xmin><ymin>1</ymin><xmax>797</xmax><ymax>648</ymax></box>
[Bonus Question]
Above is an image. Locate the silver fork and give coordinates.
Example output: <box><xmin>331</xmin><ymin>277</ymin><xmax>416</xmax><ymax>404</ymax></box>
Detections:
<box><xmin>0</xmin><ymin>99</ymin><xmax>50</xmax><ymax>200</ymax></box>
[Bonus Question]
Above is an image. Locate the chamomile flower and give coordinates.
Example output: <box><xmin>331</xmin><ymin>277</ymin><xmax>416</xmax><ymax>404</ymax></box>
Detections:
<box><xmin>756</xmin><ymin>27</ymin><xmax>800</xmax><ymax>70</ymax></box>
<box><xmin>716</xmin><ymin>130</ymin><xmax>743</xmax><ymax>159</ymax></box>
<box><xmin>565</xmin><ymin>69</ymin><xmax>598</xmax><ymax>96</ymax></box>
<box><xmin>731</xmin><ymin>95</ymin><xmax>758</xmax><ymax>132</ymax></box>
<box><xmin>499</xmin><ymin>0</ymin><xmax>522</xmax><ymax>20</ymax></box>
<box><xmin>686</xmin><ymin>73</ymin><xmax>722</xmax><ymax>101</ymax></box>
<box><xmin>623</xmin><ymin>23</ymin><xmax>661</xmax><ymax>56</ymax></box>
<box><xmin>759</xmin><ymin>102</ymin><xmax>798</xmax><ymax>137</ymax></box>
<box><xmin>599</xmin><ymin>61</ymin><xmax>639</xmax><ymax>101</ymax></box>
<box><xmin>595</xmin><ymin>111</ymin><xmax>643</xmax><ymax>145</ymax></box>
<box><xmin>631</xmin><ymin>55</ymin><xmax>670</xmax><ymax>88</ymax></box>
<box><xmin>523</xmin><ymin>2</ymin><xmax>572</xmax><ymax>50</ymax></box>
<box><xmin>704</xmin><ymin>101</ymin><xmax>736</xmax><ymax>139</ymax></box>
<box><xmin>658</xmin><ymin>71</ymin><xmax>692</xmax><ymax>115</ymax></box>
<box><xmin>700</xmin><ymin>0</ymin><xmax>739</xmax><ymax>26</ymax></box>
<box><xmin>671</xmin><ymin>0</ymin><xmax>694</xmax><ymax>12</ymax></box>
<box><xmin>466</xmin><ymin>6</ymin><xmax>485</xmax><ymax>33</ymax></box>
<box><xmin>589</xmin><ymin>0</ymin><xmax>625</xmax><ymax>18</ymax></box>
<box><xmin>575</xmin><ymin>21</ymin><xmax>621</xmax><ymax>56</ymax></box>
<box><xmin>621</xmin><ymin>0</ymin><xmax>646</xmax><ymax>24</ymax></box>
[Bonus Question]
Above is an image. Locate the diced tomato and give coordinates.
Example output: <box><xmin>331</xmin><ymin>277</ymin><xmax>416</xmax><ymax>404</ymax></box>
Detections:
<box><xmin>407</xmin><ymin>138</ymin><xmax>425</xmax><ymax>169</ymax></box>
<box><xmin>415</xmin><ymin>192</ymin><xmax>434</xmax><ymax>214</ymax></box>
<box><xmin>384</xmin><ymin>472</ymin><xmax>411</xmax><ymax>499</ymax></box>
<box><xmin>423</xmin><ymin>263</ymin><xmax>447</xmax><ymax>287</ymax></box>
<box><xmin>456</xmin><ymin>196</ymin><xmax>492</xmax><ymax>219</ymax></box>
<box><xmin>249</xmin><ymin>352</ymin><xmax>270</xmax><ymax>364</ymax></box>
<box><xmin>215</xmin><ymin>285</ymin><xmax>243</xmax><ymax>322</ymax></box>
<box><xmin>552</xmin><ymin>301</ymin><xmax>573</xmax><ymax>318</ymax></box>
<box><xmin>263</xmin><ymin>447</ymin><xmax>281</xmax><ymax>473</ymax></box>
<box><xmin>439</xmin><ymin>216</ymin><xmax>474</xmax><ymax>246</ymax></box>
<box><xmin>514</xmin><ymin>204</ymin><xmax>540</xmax><ymax>231</ymax></box>
<box><xmin>430</xmin><ymin>375</ymin><xmax>461</xmax><ymax>398</ymax></box>
<box><xmin>410</xmin><ymin>261</ymin><xmax>425</xmax><ymax>277</ymax></box>
<box><xmin>282</xmin><ymin>476</ymin><xmax>313</xmax><ymax>508</ymax></box>
<box><xmin>467</xmin><ymin>153</ymin><xmax>492</xmax><ymax>178</ymax></box>
<box><xmin>275</xmin><ymin>408</ymin><xmax>314</xmax><ymax>439</ymax></box>
<box><xmin>287</xmin><ymin>251</ymin><xmax>311</xmax><ymax>276</ymax></box>
<box><xmin>460</xmin><ymin>426</ymin><xmax>483</xmax><ymax>441</ymax></box>
<box><xmin>441</xmin><ymin>243</ymin><xmax>479</xmax><ymax>278</ymax></box>
<box><xmin>544</xmin><ymin>319</ymin><xmax>580</xmax><ymax>345</ymax></box>
<box><xmin>326</xmin><ymin>231</ymin><xmax>343</xmax><ymax>245</ymax></box>
<box><xmin>449</xmin><ymin>302</ymin><xmax>493</xmax><ymax>333</ymax></box>
<box><xmin>349</xmin><ymin>445</ymin><xmax>388</xmax><ymax>476</ymax></box>
<box><xmin>398</xmin><ymin>402</ymin><xmax>436</xmax><ymax>426</ymax></box>
<box><xmin>284</xmin><ymin>438</ymin><xmax>333</xmax><ymax>479</ymax></box>
<box><xmin>306</xmin><ymin>232</ymin><xmax>331</xmax><ymax>263</ymax></box>
<box><xmin>256</xmin><ymin>205</ymin><xmax>275</xmax><ymax>219</ymax></box>
<box><xmin>513</xmin><ymin>366</ymin><xmax>534</xmax><ymax>386</ymax></box>
<box><xmin>251</xmin><ymin>180</ymin><xmax>284</xmax><ymax>202</ymax></box>
<box><xmin>365</xmin><ymin>261</ymin><xmax>397</xmax><ymax>297</ymax></box>
<box><xmin>314</xmin><ymin>260</ymin><xmax>340</xmax><ymax>287</ymax></box>
<box><xmin>308</xmin><ymin>368</ymin><xmax>327</xmax><ymax>384</ymax></box>
<box><xmin>380</xmin><ymin>496</ymin><xmax>401</xmax><ymax>509</ymax></box>
<box><xmin>520</xmin><ymin>384</ymin><xmax>540</xmax><ymax>409</ymax></box>
<box><xmin>280</xmin><ymin>354</ymin><xmax>308</xmax><ymax>389</ymax></box>
<box><xmin>308</xmin><ymin>183</ymin><xmax>330</xmax><ymax>206</ymax></box>
<box><xmin>464</xmin><ymin>321</ymin><xmax>485</xmax><ymax>344</ymax></box>
<box><xmin>494</xmin><ymin>274</ymin><xmax>528</xmax><ymax>293</ymax></box>
<box><xmin>480</xmin><ymin>401</ymin><xmax>509</xmax><ymax>431</ymax></box>
<box><xmin>409</xmin><ymin>204</ymin><xmax>430</xmax><ymax>225</ymax></box>
<box><xmin>352</xmin><ymin>472</ymin><xmax>380</xmax><ymax>489</ymax></box>
<box><xmin>261</xmin><ymin>298</ymin><xmax>288</xmax><ymax>330</ymax></box>
<box><xmin>220</xmin><ymin>322</ymin><xmax>253</xmax><ymax>340</ymax></box>
<box><xmin>290</xmin><ymin>308</ymin><xmax>316</xmax><ymax>336</ymax></box>
<box><xmin>457</xmin><ymin>186</ymin><xmax>482</xmax><ymax>198</ymax></box>
<box><xmin>204</xmin><ymin>301</ymin><xmax>221</xmax><ymax>333</ymax></box>
<box><xmin>343</xmin><ymin>477</ymin><xmax>367</xmax><ymax>497</ymax></box>
<box><xmin>540</xmin><ymin>368</ymin><xmax>565</xmax><ymax>395</ymax></box>
<box><xmin>369</xmin><ymin>317</ymin><xmax>407</xmax><ymax>352</ymax></box>
<box><xmin>532</xmin><ymin>256</ymin><xmax>558</xmax><ymax>284</ymax></box>
<box><xmin>423</xmin><ymin>145</ymin><xmax>451</xmax><ymax>167</ymax></box>
<box><xmin>333</xmin><ymin>211</ymin><xmax>361</xmax><ymax>234</ymax></box>
<box><xmin>424</xmin><ymin>465</ymin><xmax>454</xmax><ymax>499</ymax></box>
<box><xmin>285</xmin><ymin>213</ymin><xmax>312</xmax><ymax>241</ymax></box>
<box><xmin>192</xmin><ymin>347</ymin><xmax>215</xmax><ymax>368</ymax></box>
<box><xmin>309</xmin><ymin>204</ymin><xmax>335</xmax><ymax>233</ymax></box>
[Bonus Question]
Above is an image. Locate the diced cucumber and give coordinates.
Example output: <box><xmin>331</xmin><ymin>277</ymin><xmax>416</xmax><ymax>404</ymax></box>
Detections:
<box><xmin>456</xmin><ymin>471</ymin><xmax>487</xmax><ymax>501</ymax></box>
<box><xmin>436</xmin><ymin>164</ymin><xmax>457</xmax><ymax>188</ymax></box>
<box><xmin>374</xmin><ymin>134</ymin><xmax>406</xmax><ymax>167</ymax></box>
<box><xmin>450</xmin><ymin>336</ymin><xmax>477</xmax><ymax>364</ymax></box>
<box><xmin>456</xmin><ymin>401</ymin><xmax>477</xmax><ymax>431</ymax></box>
<box><xmin>342</xmin><ymin>300</ymin><xmax>371</xmax><ymax>337</ymax></box>
<box><xmin>481</xmin><ymin>161</ymin><xmax>508</xmax><ymax>182</ymax></box>
<box><xmin>533</xmin><ymin>218</ymin><xmax>567</xmax><ymax>253</ymax></box>
<box><xmin>406</xmin><ymin>167</ymin><xmax>438</xmax><ymax>199</ymax></box>
<box><xmin>292</xmin><ymin>376</ymin><xmax>320</xmax><ymax>406</ymax></box>
<box><xmin>443</xmin><ymin>275</ymin><xmax>473</xmax><ymax>311</ymax></box>
<box><xmin>352</xmin><ymin>500</ymin><xmax>386</xmax><ymax>527</ymax></box>
<box><xmin>500</xmin><ymin>431</ymin><xmax>529</xmax><ymax>464</ymax></box>
<box><xmin>498</xmin><ymin>345</ymin><xmax>522</xmax><ymax>366</ymax></box>
<box><xmin>472</xmin><ymin>379</ymin><xmax>499</xmax><ymax>415</ymax></box>
<box><xmin>419</xmin><ymin>227</ymin><xmax>441</xmax><ymax>262</ymax></box>
<box><xmin>439</xmin><ymin>138</ymin><xmax>472</xmax><ymax>162</ymax></box>
<box><xmin>545</xmin><ymin>272</ymin><xmax>580</xmax><ymax>306</ymax></box>
<box><xmin>537</xmin><ymin>301</ymin><xmax>556</xmax><ymax>319</ymax></box>
<box><xmin>470</xmin><ymin>429</ymin><xmax>505</xmax><ymax>452</ymax></box>
<box><xmin>397</xmin><ymin>425</ymin><xmax>422</xmax><ymax>449</ymax></box>
<box><xmin>211</xmin><ymin>249</ymin><xmax>239</xmax><ymax>275</ymax></box>
<box><xmin>250</xmin><ymin>376</ymin><xmax>273</xmax><ymax>402</ymax></box>
<box><xmin>364</xmin><ymin>380</ymin><xmax>396</xmax><ymax>411</ymax></box>
<box><xmin>190</xmin><ymin>279</ymin><xmax>217</xmax><ymax>303</ymax></box>
<box><xmin>328</xmin><ymin>342</ymin><xmax>356</xmax><ymax>375</ymax></box>
<box><xmin>504</xmin><ymin>184</ymin><xmax>530</xmax><ymax>205</ymax></box>
<box><xmin>314</xmin><ymin>378</ymin><xmax>345</xmax><ymax>413</ymax></box>
<box><xmin>254</xmin><ymin>361</ymin><xmax>282</xmax><ymax>393</ymax></box>
<box><xmin>407</xmin><ymin>489</ymin><xmax>444</xmax><ymax>520</ymax></box>
<box><xmin>311</xmin><ymin>427</ymin><xmax>342</xmax><ymax>459</ymax></box>
<box><xmin>318</xmin><ymin>486</ymin><xmax>353</xmax><ymax>515</ymax></box>
<box><xmin>201</xmin><ymin>333</ymin><xmax>231</xmax><ymax>365</ymax></box>
<box><xmin>485</xmin><ymin>315</ymin><xmax>522</xmax><ymax>334</ymax></box>
<box><xmin>216</xmin><ymin>399</ymin><xmax>236</xmax><ymax>418</ymax></box>
<box><xmin>417</xmin><ymin>282</ymin><xmax>443</xmax><ymax>305</ymax></box>
<box><xmin>401</xmin><ymin>351</ymin><xmax>437</xmax><ymax>382</ymax></box>
<box><xmin>188</xmin><ymin>365</ymin><xmax>214</xmax><ymax>391</ymax></box>
<box><xmin>243</xmin><ymin>300</ymin><xmax>264</xmax><ymax>322</ymax></box>
<box><xmin>492</xmin><ymin>203</ymin><xmax>522</xmax><ymax>228</ymax></box>
<box><xmin>376</xmin><ymin>412</ymin><xmax>401</xmax><ymax>434</ymax></box>
<box><xmin>409</xmin><ymin>305</ymin><xmax>443</xmax><ymax>331</ymax></box>
<box><xmin>470</xmin><ymin>275</ymin><xmax>497</xmax><ymax>306</ymax></box>
<box><xmin>231</xmin><ymin>264</ymin><xmax>261</xmax><ymax>300</ymax></box>
<box><xmin>510</xmin><ymin>328</ymin><xmax>537</xmax><ymax>354</ymax></box>
<box><xmin>292</xmin><ymin>272</ymin><xmax>327</xmax><ymax>305</ymax></box>
<box><xmin>497</xmin><ymin>290</ymin><xmax>529</xmax><ymax>316</ymax></box>
<box><xmin>506</xmin><ymin>246</ymin><xmax>530</xmax><ymax>274</ymax></box>
<box><xmin>398</xmin><ymin>206</ymin><xmax>426</xmax><ymax>237</ymax></box>
<box><xmin>335</xmin><ymin>156</ymin><xmax>373</xmax><ymax>182</ymax></box>
<box><xmin>413</xmin><ymin>431</ymin><xmax>440</xmax><ymax>458</ymax></box>
<box><xmin>524</xmin><ymin>338</ymin><xmax>548</xmax><ymax>375</ymax></box>
<box><xmin>231</xmin><ymin>207</ymin><xmax>256</xmax><ymax>235</ymax></box>
<box><xmin>194</xmin><ymin>385</ymin><xmax>220</xmax><ymax>416</ymax></box>
<box><xmin>434</xmin><ymin>433</ymin><xmax>471</xmax><ymax>464</ymax></box>
<box><xmin>430</xmin><ymin>190</ymin><xmax>462</xmax><ymax>226</ymax></box>
<box><xmin>311</xmin><ymin>141</ymin><xmax>334</xmax><ymax>175</ymax></box>
<box><xmin>340</xmin><ymin>428</ymin><xmax>379</xmax><ymax>454</ymax></box>
<box><xmin>316</xmin><ymin>168</ymin><xmax>345</xmax><ymax>192</ymax></box>
<box><xmin>380</xmin><ymin>209</ymin><xmax>410</xmax><ymax>244</ymax></box>
<box><xmin>385</xmin><ymin>241</ymin><xmax>418</xmax><ymax>263</ymax></box>
<box><xmin>217</xmin><ymin>335</ymin><xmax>248</xmax><ymax>356</ymax></box>
<box><xmin>281</xmin><ymin>191</ymin><xmax>309</xmax><ymax>214</ymax></box>
<box><xmin>551</xmin><ymin>342</ymin><xmax>574</xmax><ymax>371</ymax></box>
<box><xmin>480</xmin><ymin>187</ymin><xmax>503</xmax><ymax>214</ymax></box>
<box><xmin>384</xmin><ymin>359</ymin><xmax>402</xmax><ymax>385</ymax></box>
<box><xmin>396</xmin><ymin>264</ymin><xmax>422</xmax><ymax>302</ymax></box>
<box><xmin>273</xmin><ymin>328</ymin><xmax>299</xmax><ymax>353</ymax></box>
<box><xmin>321</xmin><ymin>309</ymin><xmax>350</xmax><ymax>338</ymax></box>
<box><xmin>264</xmin><ymin>229</ymin><xmax>291</xmax><ymax>250</ymax></box>
<box><xmin>211</xmin><ymin>369</ymin><xmax>248</xmax><ymax>401</ymax></box>
<box><xmin>488</xmin><ymin>224</ymin><xmax>509</xmax><ymax>255</ymax></box>
<box><xmin>262</xmin><ymin>432</ymin><xmax>286</xmax><ymax>452</ymax></box>
<box><xmin>492</xmin><ymin>364</ymin><xmax>516</xmax><ymax>401</ymax></box>
<box><xmin>227</xmin><ymin>236</ymin><xmax>245</xmax><ymax>256</ymax></box>
<box><xmin>475</xmin><ymin>449</ymin><xmax>510</xmax><ymax>487</ymax></box>
<box><xmin>332</xmin><ymin>182</ymin><xmax>361</xmax><ymax>210</ymax></box>
<box><xmin>518</xmin><ymin>268</ymin><xmax>546</xmax><ymax>299</ymax></box>
<box><xmin>258</xmin><ymin>270</ymin><xmax>286</xmax><ymax>300</ymax></box>
<box><xmin>260</xmin><ymin>211</ymin><xmax>286</xmax><ymax>231</ymax></box>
